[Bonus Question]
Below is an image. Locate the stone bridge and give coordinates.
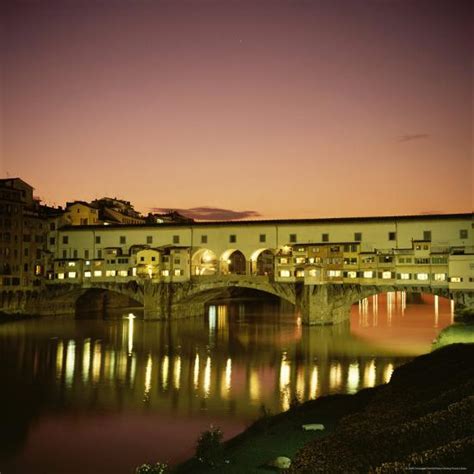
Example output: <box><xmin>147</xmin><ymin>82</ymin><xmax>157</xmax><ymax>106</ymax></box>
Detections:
<box><xmin>2</xmin><ymin>276</ymin><xmax>472</xmax><ymax>325</ymax></box>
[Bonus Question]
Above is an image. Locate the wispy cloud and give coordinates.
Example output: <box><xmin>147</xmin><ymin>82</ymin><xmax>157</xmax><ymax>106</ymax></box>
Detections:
<box><xmin>398</xmin><ymin>133</ymin><xmax>430</xmax><ymax>143</ymax></box>
<box><xmin>151</xmin><ymin>206</ymin><xmax>261</xmax><ymax>221</ymax></box>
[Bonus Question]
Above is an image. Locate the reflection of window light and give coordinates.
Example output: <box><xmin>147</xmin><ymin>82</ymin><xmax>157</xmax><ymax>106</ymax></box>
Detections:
<box><xmin>84</xmin><ymin>271</ymin><xmax>92</xmax><ymax>278</ymax></box>
<box><xmin>57</xmin><ymin>273</ymin><xmax>65</xmax><ymax>280</ymax></box>
<box><xmin>347</xmin><ymin>271</ymin><xmax>357</xmax><ymax>278</ymax></box>
<box><xmin>105</xmin><ymin>270</ymin><xmax>116</xmax><ymax>277</ymax></box>
<box><xmin>434</xmin><ymin>273</ymin><xmax>446</xmax><ymax>281</ymax></box>
<box><xmin>162</xmin><ymin>270</ymin><xmax>169</xmax><ymax>276</ymax></box>
<box><xmin>68</xmin><ymin>272</ymin><xmax>77</xmax><ymax>278</ymax></box>
<box><xmin>382</xmin><ymin>271</ymin><xmax>392</xmax><ymax>279</ymax></box>
<box><xmin>93</xmin><ymin>270</ymin><xmax>102</xmax><ymax>277</ymax></box>
<box><xmin>417</xmin><ymin>273</ymin><xmax>429</xmax><ymax>281</ymax></box>
<box><xmin>280</xmin><ymin>270</ymin><xmax>291</xmax><ymax>277</ymax></box>
<box><xmin>363</xmin><ymin>271</ymin><xmax>374</xmax><ymax>278</ymax></box>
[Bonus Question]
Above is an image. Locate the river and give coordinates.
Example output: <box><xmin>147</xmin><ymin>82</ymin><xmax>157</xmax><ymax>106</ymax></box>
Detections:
<box><xmin>0</xmin><ymin>292</ymin><xmax>453</xmax><ymax>473</ymax></box>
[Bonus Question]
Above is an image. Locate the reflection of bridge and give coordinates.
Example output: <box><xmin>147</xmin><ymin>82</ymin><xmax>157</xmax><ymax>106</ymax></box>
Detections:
<box><xmin>3</xmin><ymin>274</ymin><xmax>471</xmax><ymax>325</ymax></box>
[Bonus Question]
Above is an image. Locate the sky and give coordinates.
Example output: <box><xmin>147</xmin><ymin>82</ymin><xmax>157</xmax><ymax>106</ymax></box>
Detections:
<box><xmin>1</xmin><ymin>0</ymin><xmax>472</xmax><ymax>220</ymax></box>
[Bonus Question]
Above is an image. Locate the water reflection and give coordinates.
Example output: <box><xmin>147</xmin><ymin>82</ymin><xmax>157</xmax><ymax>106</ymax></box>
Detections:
<box><xmin>0</xmin><ymin>292</ymin><xmax>453</xmax><ymax>473</ymax></box>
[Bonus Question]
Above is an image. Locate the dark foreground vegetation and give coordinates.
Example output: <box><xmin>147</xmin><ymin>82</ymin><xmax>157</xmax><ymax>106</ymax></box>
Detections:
<box><xmin>169</xmin><ymin>343</ymin><xmax>474</xmax><ymax>473</ymax></box>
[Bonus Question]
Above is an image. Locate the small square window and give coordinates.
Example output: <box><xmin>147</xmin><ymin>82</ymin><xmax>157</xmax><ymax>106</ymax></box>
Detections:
<box><xmin>201</xmin><ymin>235</ymin><xmax>208</xmax><ymax>244</ymax></box>
<box><xmin>322</xmin><ymin>233</ymin><xmax>329</xmax><ymax>242</ymax></box>
<box><xmin>259</xmin><ymin>234</ymin><xmax>266</xmax><ymax>243</ymax></box>
<box><xmin>388</xmin><ymin>231</ymin><xmax>396</xmax><ymax>241</ymax></box>
<box><xmin>95</xmin><ymin>236</ymin><xmax>101</xmax><ymax>244</ymax></box>
<box><xmin>120</xmin><ymin>236</ymin><xmax>126</xmax><ymax>244</ymax></box>
<box><xmin>460</xmin><ymin>229</ymin><xmax>468</xmax><ymax>239</ymax></box>
<box><xmin>354</xmin><ymin>232</ymin><xmax>362</xmax><ymax>242</ymax></box>
<box><xmin>289</xmin><ymin>234</ymin><xmax>297</xmax><ymax>243</ymax></box>
<box><xmin>146</xmin><ymin>235</ymin><xmax>153</xmax><ymax>244</ymax></box>
<box><xmin>173</xmin><ymin>235</ymin><xmax>180</xmax><ymax>244</ymax></box>
<box><xmin>423</xmin><ymin>230</ymin><xmax>431</xmax><ymax>241</ymax></box>
<box><xmin>62</xmin><ymin>236</ymin><xmax>69</xmax><ymax>245</ymax></box>
<box><xmin>229</xmin><ymin>234</ymin><xmax>237</xmax><ymax>243</ymax></box>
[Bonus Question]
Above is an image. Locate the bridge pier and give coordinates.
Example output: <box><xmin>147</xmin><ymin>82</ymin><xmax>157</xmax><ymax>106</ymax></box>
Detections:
<box><xmin>298</xmin><ymin>284</ymin><xmax>353</xmax><ymax>325</ymax></box>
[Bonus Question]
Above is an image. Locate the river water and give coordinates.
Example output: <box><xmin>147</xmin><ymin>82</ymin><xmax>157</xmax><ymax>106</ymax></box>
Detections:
<box><xmin>0</xmin><ymin>293</ymin><xmax>453</xmax><ymax>473</ymax></box>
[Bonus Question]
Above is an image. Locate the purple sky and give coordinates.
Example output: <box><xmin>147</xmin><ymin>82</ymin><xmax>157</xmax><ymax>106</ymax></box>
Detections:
<box><xmin>1</xmin><ymin>0</ymin><xmax>472</xmax><ymax>219</ymax></box>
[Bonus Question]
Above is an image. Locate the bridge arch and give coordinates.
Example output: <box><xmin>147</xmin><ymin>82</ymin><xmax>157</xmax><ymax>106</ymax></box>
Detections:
<box><xmin>220</xmin><ymin>249</ymin><xmax>246</xmax><ymax>275</ymax></box>
<box><xmin>191</xmin><ymin>248</ymin><xmax>218</xmax><ymax>276</ymax></box>
<box><xmin>249</xmin><ymin>248</ymin><xmax>276</xmax><ymax>276</ymax></box>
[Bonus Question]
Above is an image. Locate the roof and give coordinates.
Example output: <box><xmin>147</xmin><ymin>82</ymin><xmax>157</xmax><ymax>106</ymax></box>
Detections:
<box><xmin>57</xmin><ymin>212</ymin><xmax>472</xmax><ymax>231</ymax></box>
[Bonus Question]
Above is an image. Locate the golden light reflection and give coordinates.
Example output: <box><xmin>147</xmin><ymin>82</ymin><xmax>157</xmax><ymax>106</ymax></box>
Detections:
<box><xmin>173</xmin><ymin>356</ymin><xmax>181</xmax><ymax>390</ymax></box>
<box><xmin>296</xmin><ymin>367</ymin><xmax>305</xmax><ymax>399</ymax></box>
<box><xmin>364</xmin><ymin>360</ymin><xmax>376</xmax><ymax>387</ymax></box>
<box><xmin>450</xmin><ymin>299</ymin><xmax>455</xmax><ymax>324</ymax></box>
<box><xmin>82</xmin><ymin>339</ymin><xmax>91</xmax><ymax>382</ymax></box>
<box><xmin>144</xmin><ymin>354</ymin><xmax>152</xmax><ymax>400</ymax></box>
<box><xmin>372</xmin><ymin>294</ymin><xmax>378</xmax><ymax>327</ymax></box>
<box><xmin>193</xmin><ymin>353</ymin><xmax>200</xmax><ymax>390</ymax></box>
<box><xmin>309</xmin><ymin>366</ymin><xmax>318</xmax><ymax>399</ymax></box>
<box><xmin>161</xmin><ymin>355</ymin><xmax>169</xmax><ymax>390</ymax></box>
<box><xmin>225</xmin><ymin>358</ymin><xmax>232</xmax><ymax>393</ymax></box>
<box><xmin>92</xmin><ymin>340</ymin><xmax>102</xmax><ymax>383</ymax></box>
<box><xmin>204</xmin><ymin>356</ymin><xmax>211</xmax><ymax>398</ymax></box>
<box><xmin>280</xmin><ymin>352</ymin><xmax>291</xmax><ymax>411</ymax></box>
<box><xmin>65</xmin><ymin>340</ymin><xmax>76</xmax><ymax>387</ymax></box>
<box><xmin>249</xmin><ymin>369</ymin><xmax>260</xmax><ymax>402</ymax></box>
<box><xmin>329</xmin><ymin>362</ymin><xmax>342</xmax><ymax>390</ymax></box>
<box><xmin>209</xmin><ymin>306</ymin><xmax>216</xmax><ymax>334</ymax></box>
<box><xmin>127</xmin><ymin>315</ymin><xmax>135</xmax><ymax>355</ymax></box>
<box><xmin>434</xmin><ymin>295</ymin><xmax>439</xmax><ymax>328</ymax></box>
<box><xmin>56</xmin><ymin>340</ymin><xmax>64</xmax><ymax>377</ymax></box>
<box><xmin>347</xmin><ymin>362</ymin><xmax>360</xmax><ymax>394</ymax></box>
<box><xmin>383</xmin><ymin>363</ymin><xmax>394</xmax><ymax>383</ymax></box>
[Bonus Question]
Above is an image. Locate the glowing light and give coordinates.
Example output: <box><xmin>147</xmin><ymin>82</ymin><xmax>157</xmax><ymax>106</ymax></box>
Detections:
<box><xmin>364</xmin><ymin>360</ymin><xmax>376</xmax><ymax>387</ymax></box>
<box><xmin>84</xmin><ymin>271</ymin><xmax>92</xmax><ymax>278</ymax></box>
<box><xmin>209</xmin><ymin>305</ymin><xmax>216</xmax><ymax>333</ymax></box>
<box><xmin>347</xmin><ymin>362</ymin><xmax>360</xmax><ymax>394</ymax></box>
<box><xmin>329</xmin><ymin>362</ymin><xmax>342</xmax><ymax>390</ymax></box>
<box><xmin>173</xmin><ymin>356</ymin><xmax>181</xmax><ymax>389</ymax></box>
<box><xmin>67</xmin><ymin>271</ymin><xmax>77</xmax><ymax>278</ymax></box>
<box><xmin>65</xmin><ymin>340</ymin><xmax>76</xmax><ymax>387</ymax></box>
<box><xmin>279</xmin><ymin>352</ymin><xmax>291</xmax><ymax>410</ymax></box>
<box><xmin>82</xmin><ymin>339</ymin><xmax>91</xmax><ymax>382</ymax></box>
<box><xmin>57</xmin><ymin>273</ymin><xmax>65</xmax><ymax>280</ymax></box>
<box><xmin>147</xmin><ymin>265</ymin><xmax>153</xmax><ymax>278</ymax></box>
<box><xmin>309</xmin><ymin>366</ymin><xmax>318</xmax><ymax>399</ymax></box>
<box><xmin>128</xmin><ymin>315</ymin><xmax>135</xmax><ymax>355</ymax></box>
<box><xmin>161</xmin><ymin>355</ymin><xmax>169</xmax><ymax>390</ymax></box>
<box><xmin>434</xmin><ymin>295</ymin><xmax>439</xmax><ymax>328</ymax></box>
<box><xmin>383</xmin><ymin>363</ymin><xmax>394</xmax><ymax>383</ymax></box>
<box><xmin>92</xmin><ymin>340</ymin><xmax>102</xmax><ymax>382</ymax></box>
<box><xmin>204</xmin><ymin>356</ymin><xmax>211</xmax><ymax>397</ymax></box>
<box><xmin>249</xmin><ymin>370</ymin><xmax>260</xmax><ymax>402</ymax></box>
<box><xmin>225</xmin><ymin>358</ymin><xmax>232</xmax><ymax>392</ymax></box>
<box><xmin>193</xmin><ymin>353</ymin><xmax>200</xmax><ymax>390</ymax></box>
<box><xmin>144</xmin><ymin>354</ymin><xmax>152</xmax><ymax>400</ymax></box>
<box><xmin>56</xmin><ymin>340</ymin><xmax>64</xmax><ymax>377</ymax></box>
<box><xmin>296</xmin><ymin>367</ymin><xmax>305</xmax><ymax>399</ymax></box>
<box><xmin>363</xmin><ymin>271</ymin><xmax>374</xmax><ymax>278</ymax></box>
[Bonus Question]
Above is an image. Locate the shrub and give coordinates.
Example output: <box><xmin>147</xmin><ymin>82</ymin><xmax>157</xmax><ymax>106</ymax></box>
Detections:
<box><xmin>135</xmin><ymin>462</ymin><xmax>168</xmax><ymax>474</ymax></box>
<box><xmin>195</xmin><ymin>425</ymin><xmax>224</xmax><ymax>467</ymax></box>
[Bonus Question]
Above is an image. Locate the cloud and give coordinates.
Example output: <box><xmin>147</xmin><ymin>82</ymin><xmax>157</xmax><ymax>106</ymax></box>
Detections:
<box><xmin>151</xmin><ymin>206</ymin><xmax>261</xmax><ymax>221</ymax></box>
<box><xmin>398</xmin><ymin>133</ymin><xmax>430</xmax><ymax>143</ymax></box>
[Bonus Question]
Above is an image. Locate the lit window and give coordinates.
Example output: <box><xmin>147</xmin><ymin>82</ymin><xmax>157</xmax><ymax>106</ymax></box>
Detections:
<box><xmin>106</xmin><ymin>270</ymin><xmax>117</xmax><ymax>277</ymax></box>
<box><xmin>400</xmin><ymin>273</ymin><xmax>410</xmax><ymax>280</ymax></box>
<box><xmin>328</xmin><ymin>270</ymin><xmax>341</xmax><ymax>277</ymax></box>
<box><xmin>93</xmin><ymin>270</ymin><xmax>102</xmax><ymax>277</ymax></box>
<box><xmin>280</xmin><ymin>270</ymin><xmax>291</xmax><ymax>277</ymax></box>
<box><xmin>174</xmin><ymin>269</ymin><xmax>181</xmax><ymax>276</ymax></box>
<box><xmin>363</xmin><ymin>271</ymin><xmax>374</xmax><ymax>278</ymax></box>
<box><xmin>57</xmin><ymin>273</ymin><xmax>65</xmax><ymax>280</ymax></box>
<box><xmin>450</xmin><ymin>277</ymin><xmax>462</xmax><ymax>283</ymax></box>
<box><xmin>417</xmin><ymin>273</ymin><xmax>429</xmax><ymax>281</ymax></box>
<box><xmin>296</xmin><ymin>270</ymin><xmax>305</xmax><ymax>277</ymax></box>
<box><xmin>434</xmin><ymin>273</ymin><xmax>446</xmax><ymax>281</ymax></box>
<box><xmin>132</xmin><ymin>268</ymin><xmax>137</xmax><ymax>276</ymax></box>
<box><xmin>162</xmin><ymin>270</ymin><xmax>170</xmax><ymax>276</ymax></box>
<box><xmin>296</xmin><ymin>257</ymin><xmax>305</xmax><ymax>264</ymax></box>
<box><xmin>308</xmin><ymin>269</ymin><xmax>318</xmax><ymax>277</ymax></box>
<box><xmin>382</xmin><ymin>271</ymin><xmax>392</xmax><ymax>279</ymax></box>
<box><xmin>68</xmin><ymin>272</ymin><xmax>76</xmax><ymax>278</ymax></box>
<box><xmin>84</xmin><ymin>271</ymin><xmax>92</xmax><ymax>278</ymax></box>
<box><xmin>308</xmin><ymin>257</ymin><xmax>315</xmax><ymax>264</ymax></box>
<box><xmin>280</xmin><ymin>257</ymin><xmax>288</xmax><ymax>264</ymax></box>
<box><xmin>85</xmin><ymin>260</ymin><xmax>91</xmax><ymax>266</ymax></box>
<box><xmin>347</xmin><ymin>271</ymin><xmax>357</xmax><ymax>278</ymax></box>
<box><xmin>68</xmin><ymin>262</ymin><xmax>75</xmax><ymax>267</ymax></box>
<box><xmin>118</xmin><ymin>270</ymin><xmax>128</xmax><ymax>277</ymax></box>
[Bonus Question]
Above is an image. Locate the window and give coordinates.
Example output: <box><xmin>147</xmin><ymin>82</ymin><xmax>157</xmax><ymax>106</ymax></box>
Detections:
<box><xmin>118</xmin><ymin>270</ymin><xmax>128</xmax><ymax>277</ymax></box>
<box><xmin>68</xmin><ymin>272</ymin><xmax>77</xmax><ymax>278</ymax></box>
<box><xmin>162</xmin><ymin>270</ymin><xmax>170</xmax><ymax>276</ymax></box>
<box><xmin>120</xmin><ymin>236</ymin><xmax>126</xmax><ymax>244</ymax></box>
<box><xmin>151</xmin><ymin>256</ymin><xmax>156</xmax><ymax>262</ymax></box>
<box><xmin>62</xmin><ymin>235</ymin><xmax>69</xmax><ymax>244</ymax></box>
<box><xmin>354</xmin><ymin>232</ymin><xmax>362</xmax><ymax>242</ymax></box>
<box><xmin>140</xmin><ymin>256</ymin><xmax>145</xmax><ymax>262</ymax></box>
<box><xmin>229</xmin><ymin>234</ymin><xmax>236</xmax><ymax>243</ymax></box>
<box><xmin>62</xmin><ymin>250</ymin><xmax>67</xmax><ymax>259</ymax></box>
<box><xmin>450</xmin><ymin>277</ymin><xmax>462</xmax><ymax>283</ymax></box>
<box><xmin>279</xmin><ymin>257</ymin><xmax>288</xmax><ymax>264</ymax></box>
<box><xmin>322</xmin><ymin>233</ymin><xmax>329</xmax><ymax>242</ymax></box>
<box><xmin>93</xmin><ymin>270</ymin><xmax>102</xmax><ymax>277</ymax></box>
<box><xmin>95</xmin><ymin>236</ymin><xmax>101</xmax><ymax>244</ymax></box>
<box><xmin>296</xmin><ymin>270</ymin><xmax>305</xmax><ymax>277</ymax></box>
<box><xmin>105</xmin><ymin>270</ymin><xmax>117</xmax><ymax>277</ymax></box>
<box><xmin>416</xmin><ymin>273</ymin><xmax>429</xmax><ymax>281</ymax></box>
<box><xmin>434</xmin><ymin>273</ymin><xmax>446</xmax><ymax>281</ymax></box>
<box><xmin>344</xmin><ymin>244</ymin><xmax>350</xmax><ymax>252</ymax></box>
<box><xmin>84</xmin><ymin>271</ymin><xmax>92</xmax><ymax>278</ymax></box>
<box><xmin>146</xmin><ymin>235</ymin><xmax>153</xmax><ymax>244</ymax></box>
<box><xmin>259</xmin><ymin>234</ymin><xmax>266</xmax><ymax>243</ymax></box>
<box><xmin>24</xmin><ymin>248</ymin><xmax>29</xmax><ymax>257</ymax></box>
<box><xmin>295</xmin><ymin>257</ymin><xmax>305</xmax><ymax>264</ymax></box>
<box><xmin>57</xmin><ymin>273</ymin><xmax>65</xmax><ymax>280</ymax></box>
<box><xmin>347</xmin><ymin>271</ymin><xmax>357</xmax><ymax>278</ymax></box>
<box><xmin>399</xmin><ymin>273</ymin><xmax>410</xmax><ymax>280</ymax></box>
<box><xmin>328</xmin><ymin>270</ymin><xmax>341</xmax><ymax>277</ymax></box>
<box><xmin>460</xmin><ymin>229</ymin><xmax>468</xmax><ymax>239</ymax></box>
<box><xmin>174</xmin><ymin>258</ymin><xmax>180</xmax><ymax>265</ymax></box>
<box><xmin>382</xmin><ymin>271</ymin><xmax>392</xmax><ymax>279</ymax></box>
<box><xmin>50</xmin><ymin>223</ymin><xmax>56</xmax><ymax>231</ymax></box>
<box><xmin>174</xmin><ymin>269</ymin><xmax>182</xmax><ymax>276</ymax></box>
<box><xmin>201</xmin><ymin>235</ymin><xmax>208</xmax><ymax>244</ymax></box>
<box><xmin>172</xmin><ymin>235</ymin><xmax>180</xmax><ymax>244</ymax></box>
<box><xmin>73</xmin><ymin>250</ymin><xmax>78</xmax><ymax>258</ymax></box>
<box><xmin>388</xmin><ymin>231</ymin><xmax>396</xmax><ymax>241</ymax></box>
<box><xmin>289</xmin><ymin>234</ymin><xmax>297</xmax><ymax>243</ymax></box>
<box><xmin>280</xmin><ymin>270</ymin><xmax>291</xmax><ymax>277</ymax></box>
<box><xmin>84</xmin><ymin>249</ymin><xmax>89</xmax><ymax>259</ymax></box>
<box><xmin>423</xmin><ymin>230</ymin><xmax>431</xmax><ymax>241</ymax></box>
<box><xmin>97</xmin><ymin>250</ymin><xmax>102</xmax><ymax>259</ymax></box>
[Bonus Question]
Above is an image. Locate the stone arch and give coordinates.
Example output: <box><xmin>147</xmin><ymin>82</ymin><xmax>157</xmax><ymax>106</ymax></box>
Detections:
<box><xmin>191</xmin><ymin>248</ymin><xmax>218</xmax><ymax>276</ymax></box>
<box><xmin>249</xmin><ymin>248</ymin><xmax>276</xmax><ymax>276</ymax></box>
<box><xmin>220</xmin><ymin>249</ymin><xmax>246</xmax><ymax>275</ymax></box>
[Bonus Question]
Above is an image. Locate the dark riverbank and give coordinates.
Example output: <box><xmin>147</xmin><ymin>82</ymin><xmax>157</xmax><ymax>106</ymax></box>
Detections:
<box><xmin>0</xmin><ymin>312</ymin><xmax>39</xmax><ymax>324</ymax></box>
<box><xmin>174</xmin><ymin>343</ymin><xmax>474</xmax><ymax>473</ymax></box>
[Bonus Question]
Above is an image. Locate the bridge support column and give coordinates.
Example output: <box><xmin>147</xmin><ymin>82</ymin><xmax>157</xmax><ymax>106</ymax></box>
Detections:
<box><xmin>298</xmin><ymin>284</ymin><xmax>353</xmax><ymax>325</ymax></box>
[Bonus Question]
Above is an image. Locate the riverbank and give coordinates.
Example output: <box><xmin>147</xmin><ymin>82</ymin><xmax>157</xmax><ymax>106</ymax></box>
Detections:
<box><xmin>0</xmin><ymin>311</ymin><xmax>39</xmax><ymax>324</ymax></box>
<box><xmin>173</xmin><ymin>343</ymin><xmax>474</xmax><ymax>473</ymax></box>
